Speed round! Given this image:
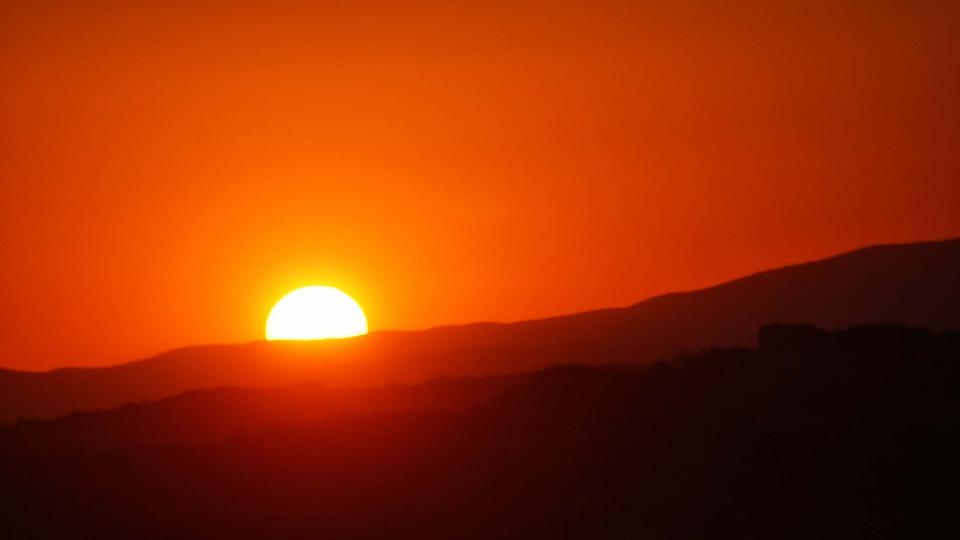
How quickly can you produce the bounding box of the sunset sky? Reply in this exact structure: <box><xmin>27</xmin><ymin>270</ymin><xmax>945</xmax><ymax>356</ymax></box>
<box><xmin>1</xmin><ymin>0</ymin><xmax>958</xmax><ymax>370</ymax></box>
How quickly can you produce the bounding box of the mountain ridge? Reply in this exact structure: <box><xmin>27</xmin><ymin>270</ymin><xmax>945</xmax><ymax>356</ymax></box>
<box><xmin>1</xmin><ymin>236</ymin><xmax>958</xmax><ymax>423</ymax></box>
<box><xmin>9</xmin><ymin>236</ymin><xmax>957</xmax><ymax>376</ymax></box>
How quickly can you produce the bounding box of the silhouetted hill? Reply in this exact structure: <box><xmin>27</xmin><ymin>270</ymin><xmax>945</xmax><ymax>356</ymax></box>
<box><xmin>2</xmin><ymin>236</ymin><xmax>959</xmax><ymax>423</ymax></box>
<box><xmin>1</xmin><ymin>323</ymin><xmax>957</xmax><ymax>539</ymax></box>
<box><xmin>0</xmin><ymin>375</ymin><xmax>518</xmax><ymax>454</ymax></box>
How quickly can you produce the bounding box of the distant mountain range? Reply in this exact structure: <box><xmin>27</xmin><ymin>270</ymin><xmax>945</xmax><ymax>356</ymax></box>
<box><xmin>1</xmin><ymin>236</ymin><xmax>958</xmax><ymax>423</ymax></box>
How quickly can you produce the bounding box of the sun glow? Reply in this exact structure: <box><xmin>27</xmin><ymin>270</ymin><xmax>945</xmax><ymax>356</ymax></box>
<box><xmin>265</xmin><ymin>286</ymin><xmax>368</xmax><ymax>341</ymax></box>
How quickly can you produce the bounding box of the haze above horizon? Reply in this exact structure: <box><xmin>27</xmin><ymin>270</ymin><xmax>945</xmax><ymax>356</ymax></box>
<box><xmin>2</xmin><ymin>0</ymin><xmax>959</xmax><ymax>370</ymax></box>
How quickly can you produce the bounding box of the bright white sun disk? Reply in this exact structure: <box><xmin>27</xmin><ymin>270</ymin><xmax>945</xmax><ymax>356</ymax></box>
<box><xmin>265</xmin><ymin>286</ymin><xmax>368</xmax><ymax>341</ymax></box>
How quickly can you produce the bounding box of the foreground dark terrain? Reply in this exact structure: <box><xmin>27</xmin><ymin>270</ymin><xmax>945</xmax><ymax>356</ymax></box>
<box><xmin>2</xmin><ymin>323</ymin><xmax>957</xmax><ymax>539</ymax></box>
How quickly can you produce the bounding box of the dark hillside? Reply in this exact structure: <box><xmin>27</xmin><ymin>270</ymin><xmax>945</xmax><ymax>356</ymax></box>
<box><xmin>1</xmin><ymin>323</ymin><xmax>957</xmax><ymax>539</ymax></box>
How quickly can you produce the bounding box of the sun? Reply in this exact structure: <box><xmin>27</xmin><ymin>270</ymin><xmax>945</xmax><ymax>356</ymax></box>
<box><xmin>265</xmin><ymin>286</ymin><xmax>368</xmax><ymax>341</ymax></box>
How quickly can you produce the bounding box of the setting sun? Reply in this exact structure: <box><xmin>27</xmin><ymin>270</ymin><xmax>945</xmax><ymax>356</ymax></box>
<box><xmin>265</xmin><ymin>286</ymin><xmax>368</xmax><ymax>341</ymax></box>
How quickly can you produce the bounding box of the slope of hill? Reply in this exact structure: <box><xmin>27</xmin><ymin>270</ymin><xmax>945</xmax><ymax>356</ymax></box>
<box><xmin>1</xmin><ymin>236</ymin><xmax>958</xmax><ymax>423</ymax></box>
<box><xmin>1</xmin><ymin>323</ymin><xmax>957</xmax><ymax>539</ymax></box>
<box><xmin>0</xmin><ymin>375</ymin><xmax>519</xmax><ymax>454</ymax></box>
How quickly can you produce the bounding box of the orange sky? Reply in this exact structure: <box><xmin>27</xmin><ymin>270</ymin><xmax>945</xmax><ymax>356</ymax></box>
<box><xmin>1</xmin><ymin>0</ymin><xmax>959</xmax><ymax>370</ymax></box>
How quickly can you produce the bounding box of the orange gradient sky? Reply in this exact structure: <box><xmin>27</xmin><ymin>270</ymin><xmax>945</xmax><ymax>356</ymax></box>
<box><xmin>1</xmin><ymin>0</ymin><xmax>959</xmax><ymax>370</ymax></box>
